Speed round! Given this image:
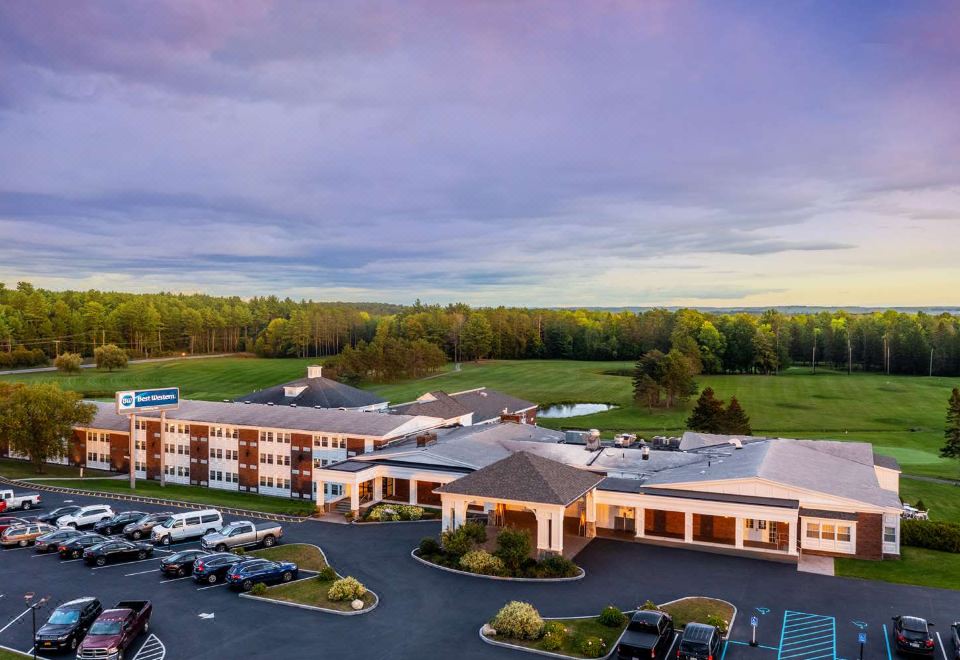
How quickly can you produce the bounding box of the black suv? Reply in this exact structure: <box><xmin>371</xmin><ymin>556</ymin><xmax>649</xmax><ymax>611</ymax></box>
<box><xmin>92</xmin><ymin>511</ymin><xmax>147</xmax><ymax>536</ymax></box>
<box><xmin>191</xmin><ymin>552</ymin><xmax>245</xmax><ymax>584</ymax></box>
<box><xmin>34</xmin><ymin>596</ymin><xmax>102</xmax><ymax>653</ymax></box>
<box><xmin>83</xmin><ymin>539</ymin><xmax>154</xmax><ymax>566</ymax></box>
<box><xmin>677</xmin><ymin>622</ymin><xmax>722</xmax><ymax>660</ymax></box>
<box><xmin>160</xmin><ymin>549</ymin><xmax>210</xmax><ymax>577</ymax></box>
<box><xmin>892</xmin><ymin>616</ymin><xmax>935</xmax><ymax>656</ymax></box>
<box><xmin>58</xmin><ymin>533</ymin><xmax>108</xmax><ymax>559</ymax></box>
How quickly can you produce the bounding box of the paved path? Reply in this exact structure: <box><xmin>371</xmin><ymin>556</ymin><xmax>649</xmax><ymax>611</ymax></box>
<box><xmin>902</xmin><ymin>473</ymin><xmax>960</xmax><ymax>486</ymax></box>
<box><xmin>0</xmin><ymin>353</ymin><xmax>240</xmax><ymax>376</ymax></box>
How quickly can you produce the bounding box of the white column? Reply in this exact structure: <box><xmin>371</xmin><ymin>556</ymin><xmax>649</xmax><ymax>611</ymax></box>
<box><xmin>373</xmin><ymin>477</ymin><xmax>383</xmax><ymax>503</ymax></box>
<box><xmin>788</xmin><ymin>519</ymin><xmax>798</xmax><ymax>555</ymax></box>
<box><xmin>409</xmin><ymin>479</ymin><xmax>418</xmax><ymax>505</ymax></box>
<box><xmin>635</xmin><ymin>507</ymin><xmax>644</xmax><ymax>538</ymax></box>
<box><xmin>315</xmin><ymin>479</ymin><xmax>326</xmax><ymax>512</ymax></box>
<box><xmin>735</xmin><ymin>517</ymin><xmax>744</xmax><ymax>548</ymax></box>
<box><xmin>350</xmin><ymin>483</ymin><xmax>360</xmax><ymax>514</ymax></box>
<box><xmin>551</xmin><ymin>509</ymin><xmax>564</xmax><ymax>553</ymax></box>
<box><xmin>684</xmin><ymin>512</ymin><xmax>693</xmax><ymax>543</ymax></box>
<box><xmin>584</xmin><ymin>490</ymin><xmax>597</xmax><ymax>538</ymax></box>
<box><xmin>453</xmin><ymin>500</ymin><xmax>468</xmax><ymax>530</ymax></box>
<box><xmin>534</xmin><ymin>509</ymin><xmax>551</xmax><ymax>552</ymax></box>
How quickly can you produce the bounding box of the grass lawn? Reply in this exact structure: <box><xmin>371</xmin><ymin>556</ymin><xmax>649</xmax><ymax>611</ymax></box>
<box><xmin>0</xmin><ymin>356</ymin><xmax>318</xmax><ymax>400</ymax></box>
<box><xmin>251</xmin><ymin>543</ymin><xmax>328</xmax><ymax>571</ymax></box>
<box><xmin>836</xmin><ymin>546</ymin><xmax>960</xmax><ymax>590</ymax></box>
<box><xmin>900</xmin><ymin>479</ymin><xmax>960</xmax><ymax>521</ymax></box>
<box><xmin>488</xmin><ymin>617</ymin><xmax>626</xmax><ymax>659</ymax></box>
<box><xmin>0</xmin><ymin>458</ymin><xmax>113</xmax><ymax>480</ymax></box>
<box><xmin>661</xmin><ymin>597</ymin><xmax>734</xmax><ymax>630</ymax></box>
<box><xmin>36</xmin><ymin>478</ymin><xmax>316</xmax><ymax>516</ymax></box>
<box><xmin>0</xmin><ymin>649</ymin><xmax>30</xmax><ymax>659</ymax></box>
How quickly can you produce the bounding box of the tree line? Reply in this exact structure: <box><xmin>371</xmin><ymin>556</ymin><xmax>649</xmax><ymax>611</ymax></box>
<box><xmin>4</xmin><ymin>281</ymin><xmax>960</xmax><ymax>376</ymax></box>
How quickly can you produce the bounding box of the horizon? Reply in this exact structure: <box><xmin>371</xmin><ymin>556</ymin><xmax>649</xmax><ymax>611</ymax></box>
<box><xmin>2</xmin><ymin>1</ymin><xmax>959</xmax><ymax>306</ymax></box>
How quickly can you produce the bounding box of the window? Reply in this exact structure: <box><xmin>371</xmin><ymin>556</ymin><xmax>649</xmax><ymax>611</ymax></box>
<box><xmin>745</xmin><ymin>519</ymin><xmax>754</xmax><ymax>529</ymax></box>
<box><xmin>821</xmin><ymin>524</ymin><xmax>836</xmax><ymax>541</ymax></box>
<box><xmin>135</xmin><ymin>419</ymin><xmax>148</xmax><ymax>430</ymax></box>
<box><xmin>757</xmin><ymin>520</ymin><xmax>767</xmax><ymax>530</ymax></box>
<box><xmin>229</xmin><ymin>449</ymin><xmax>239</xmax><ymax>461</ymax></box>
<box><xmin>87</xmin><ymin>451</ymin><xmax>96</xmax><ymax>462</ymax></box>
<box><xmin>313</xmin><ymin>458</ymin><xmax>323</xmax><ymax>469</ymax></box>
<box><xmin>230</xmin><ymin>472</ymin><xmax>239</xmax><ymax>483</ymax></box>
<box><xmin>884</xmin><ymin>526</ymin><xmax>897</xmax><ymax>544</ymax></box>
<box><xmin>201</xmin><ymin>513</ymin><xmax>220</xmax><ymax>524</ymax></box>
<box><xmin>805</xmin><ymin>522</ymin><xmax>819</xmax><ymax>539</ymax></box>
<box><xmin>135</xmin><ymin>439</ymin><xmax>146</xmax><ymax>450</ymax></box>
<box><xmin>837</xmin><ymin>526</ymin><xmax>851</xmax><ymax>543</ymax></box>
<box><xmin>185</xmin><ymin>516</ymin><xmax>201</xmax><ymax>526</ymax></box>
<box><xmin>280</xmin><ymin>455</ymin><xmax>290</xmax><ymax>466</ymax></box>
<box><xmin>279</xmin><ymin>432</ymin><xmax>291</xmax><ymax>444</ymax></box>
<box><xmin>281</xmin><ymin>478</ymin><xmax>291</xmax><ymax>489</ymax></box>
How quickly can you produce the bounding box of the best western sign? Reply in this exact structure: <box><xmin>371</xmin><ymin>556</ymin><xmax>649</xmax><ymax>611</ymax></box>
<box><xmin>115</xmin><ymin>388</ymin><xmax>180</xmax><ymax>414</ymax></box>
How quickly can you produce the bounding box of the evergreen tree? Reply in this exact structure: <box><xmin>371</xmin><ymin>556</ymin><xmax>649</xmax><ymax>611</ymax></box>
<box><xmin>686</xmin><ymin>387</ymin><xmax>726</xmax><ymax>433</ymax></box>
<box><xmin>723</xmin><ymin>396</ymin><xmax>752</xmax><ymax>435</ymax></box>
<box><xmin>941</xmin><ymin>388</ymin><xmax>960</xmax><ymax>471</ymax></box>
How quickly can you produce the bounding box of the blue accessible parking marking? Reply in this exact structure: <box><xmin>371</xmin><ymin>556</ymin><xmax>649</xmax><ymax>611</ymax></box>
<box><xmin>778</xmin><ymin>610</ymin><xmax>836</xmax><ymax>660</ymax></box>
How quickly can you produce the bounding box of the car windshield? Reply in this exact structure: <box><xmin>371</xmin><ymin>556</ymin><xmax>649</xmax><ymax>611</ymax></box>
<box><xmin>89</xmin><ymin>620</ymin><xmax>121</xmax><ymax>636</ymax></box>
<box><xmin>47</xmin><ymin>609</ymin><xmax>80</xmax><ymax>625</ymax></box>
<box><xmin>903</xmin><ymin>619</ymin><xmax>927</xmax><ymax>633</ymax></box>
<box><xmin>680</xmin><ymin>640</ymin><xmax>708</xmax><ymax>652</ymax></box>
<box><xmin>160</xmin><ymin>518</ymin><xmax>175</xmax><ymax>528</ymax></box>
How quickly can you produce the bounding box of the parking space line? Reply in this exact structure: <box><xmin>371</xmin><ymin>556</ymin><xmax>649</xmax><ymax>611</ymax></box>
<box><xmin>91</xmin><ymin>556</ymin><xmax>162</xmax><ymax>570</ymax></box>
<box><xmin>132</xmin><ymin>633</ymin><xmax>165</xmax><ymax>660</ymax></box>
<box><xmin>30</xmin><ymin>553</ymin><xmax>58</xmax><ymax>558</ymax></box>
<box><xmin>158</xmin><ymin>576</ymin><xmax>194</xmax><ymax>583</ymax></box>
<box><xmin>937</xmin><ymin>632</ymin><xmax>948</xmax><ymax>660</ymax></box>
<box><xmin>883</xmin><ymin>624</ymin><xmax>893</xmax><ymax>660</ymax></box>
<box><xmin>125</xmin><ymin>568</ymin><xmax>160</xmax><ymax>577</ymax></box>
<box><xmin>727</xmin><ymin>640</ymin><xmax>779</xmax><ymax>652</ymax></box>
<box><xmin>196</xmin><ymin>582</ymin><xmax>227</xmax><ymax>591</ymax></box>
<box><xmin>0</xmin><ymin>608</ymin><xmax>32</xmax><ymax>636</ymax></box>
<box><xmin>777</xmin><ymin>611</ymin><xmax>835</xmax><ymax>660</ymax></box>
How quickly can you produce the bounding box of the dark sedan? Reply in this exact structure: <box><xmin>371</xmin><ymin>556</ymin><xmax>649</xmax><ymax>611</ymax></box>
<box><xmin>58</xmin><ymin>533</ymin><xmax>108</xmax><ymax>559</ymax></box>
<box><xmin>34</xmin><ymin>527</ymin><xmax>84</xmax><ymax>553</ymax></box>
<box><xmin>160</xmin><ymin>549</ymin><xmax>210</xmax><ymax>577</ymax></box>
<box><xmin>950</xmin><ymin>622</ymin><xmax>959</xmax><ymax>660</ymax></box>
<box><xmin>226</xmin><ymin>558</ymin><xmax>298</xmax><ymax>591</ymax></box>
<box><xmin>83</xmin><ymin>539</ymin><xmax>154</xmax><ymax>566</ymax></box>
<box><xmin>892</xmin><ymin>616</ymin><xmax>936</xmax><ymax>656</ymax></box>
<box><xmin>191</xmin><ymin>552</ymin><xmax>245</xmax><ymax>585</ymax></box>
<box><xmin>34</xmin><ymin>597</ymin><xmax>102</xmax><ymax>653</ymax></box>
<box><xmin>36</xmin><ymin>505</ymin><xmax>81</xmax><ymax>525</ymax></box>
<box><xmin>92</xmin><ymin>510</ymin><xmax>148</xmax><ymax>536</ymax></box>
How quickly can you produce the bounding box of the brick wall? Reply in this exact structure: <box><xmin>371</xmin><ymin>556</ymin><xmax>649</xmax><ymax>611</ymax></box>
<box><xmin>855</xmin><ymin>512</ymin><xmax>883</xmax><ymax>560</ymax></box>
<box><xmin>346</xmin><ymin>437</ymin><xmax>365</xmax><ymax>455</ymax></box>
<box><xmin>290</xmin><ymin>433</ymin><xmax>313</xmax><ymax>498</ymax></box>
<box><xmin>70</xmin><ymin>429</ymin><xmax>86</xmax><ymax>466</ymax></box>
<box><xmin>190</xmin><ymin>425</ymin><xmax>209</xmax><ymax>486</ymax></box>
<box><xmin>145</xmin><ymin>420</ymin><xmax>162</xmax><ymax>480</ymax></box>
<box><xmin>238</xmin><ymin>428</ymin><xmax>259</xmax><ymax>492</ymax></box>
<box><xmin>109</xmin><ymin>432</ymin><xmax>130</xmax><ymax>472</ymax></box>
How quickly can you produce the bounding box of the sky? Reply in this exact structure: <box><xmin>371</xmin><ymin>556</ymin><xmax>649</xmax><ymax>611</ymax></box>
<box><xmin>1</xmin><ymin>1</ymin><xmax>958</xmax><ymax>307</ymax></box>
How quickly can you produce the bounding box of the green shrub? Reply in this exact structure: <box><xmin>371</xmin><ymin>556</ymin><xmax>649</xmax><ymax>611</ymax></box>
<box><xmin>598</xmin><ymin>605</ymin><xmax>626</xmax><ymax>627</ymax></box>
<box><xmin>441</xmin><ymin>522</ymin><xmax>487</xmax><ymax>557</ymax></box>
<box><xmin>541</xmin><ymin>621</ymin><xmax>567</xmax><ymax>650</ymax></box>
<box><xmin>706</xmin><ymin>614</ymin><xmax>729</xmax><ymax>636</ymax></box>
<box><xmin>576</xmin><ymin>634</ymin><xmax>606</xmax><ymax>658</ymax></box>
<box><xmin>641</xmin><ymin>599</ymin><xmax>659</xmax><ymax>610</ymax></box>
<box><xmin>537</xmin><ymin>555</ymin><xmax>579</xmax><ymax>578</ymax></box>
<box><xmin>459</xmin><ymin>550</ymin><xmax>506</xmax><ymax>576</ymax></box>
<box><xmin>233</xmin><ymin>547</ymin><xmax>245</xmax><ymax>556</ymax></box>
<box><xmin>365</xmin><ymin>505</ymin><xmax>399</xmax><ymax>522</ymax></box>
<box><xmin>249</xmin><ymin>583</ymin><xmax>267</xmax><ymax>596</ymax></box>
<box><xmin>901</xmin><ymin>519</ymin><xmax>960</xmax><ymax>553</ymax></box>
<box><xmin>418</xmin><ymin>537</ymin><xmax>441</xmax><ymax>556</ymax></box>
<box><xmin>915</xmin><ymin>499</ymin><xmax>927</xmax><ymax>511</ymax></box>
<box><xmin>461</xmin><ymin>521</ymin><xmax>488</xmax><ymax>544</ymax></box>
<box><xmin>317</xmin><ymin>566</ymin><xmax>337</xmax><ymax>581</ymax></box>
<box><xmin>491</xmin><ymin>601</ymin><xmax>544</xmax><ymax>640</ymax></box>
<box><xmin>327</xmin><ymin>576</ymin><xmax>367</xmax><ymax>601</ymax></box>
<box><xmin>494</xmin><ymin>527</ymin><xmax>532</xmax><ymax>570</ymax></box>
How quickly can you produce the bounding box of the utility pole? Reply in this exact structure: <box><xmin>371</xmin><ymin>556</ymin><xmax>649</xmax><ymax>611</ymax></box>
<box><xmin>54</xmin><ymin>339</ymin><xmax>60</xmax><ymax>358</ymax></box>
<box><xmin>930</xmin><ymin>348</ymin><xmax>934</xmax><ymax>377</ymax></box>
<box><xmin>129</xmin><ymin>413</ymin><xmax>137</xmax><ymax>490</ymax></box>
<box><xmin>847</xmin><ymin>337</ymin><xmax>852</xmax><ymax>375</ymax></box>
<box><xmin>159</xmin><ymin>410</ymin><xmax>166</xmax><ymax>488</ymax></box>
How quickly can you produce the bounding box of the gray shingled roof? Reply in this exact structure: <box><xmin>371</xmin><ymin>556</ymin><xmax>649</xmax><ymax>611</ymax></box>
<box><xmin>449</xmin><ymin>388</ymin><xmax>536</xmax><ymax>423</ymax></box>
<box><xmin>436</xmin><ymin>451</ymin><xmax>603</xmax><ymax>505</ymax></box>
<box><xmin>235</xmin><ymin>376</ymin><xmax>386</xmax><ymax>409</ymax></box>
<box><xmin>83</xmin><ymin>400</ymin><xmax>436</xmax><ymax>438</ymax></box>
<box><xmin>391</xmin><ymin>391</ymin><xmax>472</xmax><ymax>420</ymax></box>
<box><xmin>873</xmin><ymin>453</ymin><xmax>901</xmax><ymax>471</ymax></box>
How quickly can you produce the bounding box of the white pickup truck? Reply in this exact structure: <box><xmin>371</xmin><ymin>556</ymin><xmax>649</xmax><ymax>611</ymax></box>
<box><xmin>200</xmin><ymin>520</ymin><xmax>283</xmax><ymax>552</ymax></box>
<box><xmin>0</xmin><ymin>489</ymin><xmax>42</xmax><ymax>512</ymax></box>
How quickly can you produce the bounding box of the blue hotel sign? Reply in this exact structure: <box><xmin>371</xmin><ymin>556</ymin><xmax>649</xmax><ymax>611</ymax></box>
<box><xmin>115</xmin><ymin>387</ymin><xmax>180</xmax><ymax>414</ymax></box>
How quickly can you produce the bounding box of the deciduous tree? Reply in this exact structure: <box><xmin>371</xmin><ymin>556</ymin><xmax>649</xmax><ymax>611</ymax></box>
<box><xmin>94</xmin><ymin>344</ymin><xmax>128</xmax><ymax>371</ymax></box>
<box><xmin>54</xmin><ymin>352</ymin><xmax>82</xmax><ymax>374</ymax></box>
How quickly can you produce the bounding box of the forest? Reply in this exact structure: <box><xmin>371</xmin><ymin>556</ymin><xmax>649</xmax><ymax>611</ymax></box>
<box><xmin>2</xmin><ymin>281</ymin><xmax>960</xmax><ymax>377</ymax></box>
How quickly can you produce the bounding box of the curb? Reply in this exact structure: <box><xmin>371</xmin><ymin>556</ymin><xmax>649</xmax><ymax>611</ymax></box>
<box><xmin>0</xmin><ymin>476</ymin><xmax>309</xmax><ymax>523</ymax></box>
<box><xmin>659</xmin><ymin>596</ymin><xmax>738</xmax><ymax>638</ymax></box>
<box><xmin>411</xmin><ymin>549</ymin><xmax>585</xmax><ymax>583</ymax></box>
<box><xmin>240</xmin><ymin>543</ymin><xmax>379</xmax><ymax>616</ymax></box>
<box><xmin>352</xmin><ymin>518</ymin><xmax>441</xmax><ymax>526</ymax></box>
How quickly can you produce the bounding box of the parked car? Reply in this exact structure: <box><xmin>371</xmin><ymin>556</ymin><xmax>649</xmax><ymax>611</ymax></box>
<box><xmin>949</xmin><ymin>622</ymin><xmax>960</xmax><ymax>660</ymax></box>
<box><xmin>191</xmin><ymin>552</ymin><xmax>245</xmax><ymax>585</ymax></box>
<box><xmin>58</xmin><ymin>533</ymin><xmax>108</xmax><ymax>559</ymax></box>
<box><xmin>34</xmin><ymin>596</ymin><xmax>103</xmax><ymax>653</ymax></box>
<box><xmin>0</xmin><ymin>488</ymin><xmax>42</xmax><ymax>511</ymax></box>
<box><xmin>84</xmin><ymin>539</ymin><xmax>154</xmax><ymax>566</ymax></box>
<box><xmin>159</xmin><ymin>549</ymin><xmax>209</xmax><ymax>578</ymax></box>
<box><xmin>1</xmin><ymin>522</ymin><xmax>57</xmax><ymax>547</ymax></box>
<box><xmin>200</xmin><ymin>520</ymin><xmax>283</xmax><ymax>552</ymax></box>
<box><xmin>677</xmin><ymin>622</ymin><xmax>723</xmax><ymax>660</ymax></box>
<box><xmin>123</xmin><ymin>511</ymin><xmax>173</xmax><ymax>540</ymax></box>
<box><xmin>151</xmin><ymin>509</ymin><xmax>222</xmax><ymax>546</ymax></box>
<box><xmin>616</xmin><ymin>610</ymin><xmax>675</xmax><ymax>659</ymax></box>
<box><xmin>226</xmin><ymin>558</ymin><xmax>298</xmax><ymax>591</ymax></box>
<box><xmin>34</xmin><ymin>527</ymin><xmax>84</xmax><ymax>553</ymax></box>
<box><xmin>0</xmin><ymin>516</ymin><xmax>31</xmax><ymax>535</ymax></box>
<box><xmin>56</xmin><ymin>505</ymin><xmax>115</xmax><ymax>529</ymax></box>
<box><xmin>93</xmin><ymin>511</ymin><xmax>148</xmax><ymax>536</ymax></box>
<box><xmin>76</xmin><ymin>600</ymin><xmax>152</xmax><ymax>660</ymax></box>
<box><xmin>37</xmin><ymin>505</ymin><xmax>81</xmax><ymax>525</ymax></box>
<box><xmin>892</xmin><ymin>616</ymin><xmax>936</xmax><ymax>656</ymax></box>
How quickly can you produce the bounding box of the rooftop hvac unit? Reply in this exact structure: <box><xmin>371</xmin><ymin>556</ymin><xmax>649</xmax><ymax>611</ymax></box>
<box><xmin>267</xmin><ymin>402</ymin><xmax>274</xmax><ymax>406</ymax></box>
<box><xmin>585</xmin><ymin>431</ymin><xmax>602</xmax><ymax>452</ymax></box>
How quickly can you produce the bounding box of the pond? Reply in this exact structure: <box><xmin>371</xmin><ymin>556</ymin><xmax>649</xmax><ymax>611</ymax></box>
<box><xmin>538</xmin><ymin>403</ymin><xmax>618</xmax><ymax>418</ymax></box>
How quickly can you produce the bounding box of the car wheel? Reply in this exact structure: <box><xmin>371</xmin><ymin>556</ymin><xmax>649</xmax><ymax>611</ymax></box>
<box><xmin>137</xmin><ymin>550</ymin><xmax>147</xmax><ymax>560</ymax></box>
<box><xmin>68</xmin><ymin>523</ymin><xmax>77</xmax><ymax>529</ymax></box>
<box><xmin>215</xmin><ymin>544</ymin><xmax>226</xmax><ymax>553</ymax></box>
<box><xmin>105</xmin><ymin>527</ymin><xmax>113</xmax><ymax>535</ymax></box>
<box><xmin>263</xmin><ymin>536</ymin><xmax>275</xmax><ymax>548</ymax></box>
<box><xmin>18</xmin><ymin>539</ymin><xmax>28</xmax><ymax>548</ymax></box>
<box><xmin>72</xmin><ymin>550</ymin><xmax>80</xmax><ymax>559</ymax></box>
<box><xmin>132</xmin><ymin>530</ymin><xmax>142</xmax><ymax>540</ymax></box>
<box><xmin>242</xmin><ymin>579</ymin><xmax>253</xmax><ymax>592</ymax></box>
<box><xmin>161</xmin><ymin>536</ymin><xmax>171</xmax><ymax>546</ymax></box>
<box><xmin>144</xmin><ymin>620</ymin><xmax>149</xmax><ymax>634</ymax></box>
<box><xmin>177</xmin><ymin>566</ymin><xmax>186</xmax><ymax>577</ymax></box>
<box><xmin>22</xmin><ymin>501</ymin><xmax>32</xmax><ymax>510</ymax></box>
<box><xmin>282</xmin><ymin>571</ymin><xmax>292</xmax><ymax>582</ymax></box>
<box><xmin>95</xmin><ymin>556</ymin><xmax>106</xmax><ymax>566</ymax></box>
<box><xmin>207</xmin><ymin>573</ymin><xmax>218</xmax><ymax>584</ymax></box>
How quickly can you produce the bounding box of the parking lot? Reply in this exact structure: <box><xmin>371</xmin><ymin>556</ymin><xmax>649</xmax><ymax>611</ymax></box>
<box><xmin>2</xmin><ymin>490</ymin><xmax>960</xmax><ymax>659</ymax></box>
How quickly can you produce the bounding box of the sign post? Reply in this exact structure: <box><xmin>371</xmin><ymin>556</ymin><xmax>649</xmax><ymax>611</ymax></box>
<box><xmin>858</xmin><ymin>631</ymin><xmax>866</xmax><ymax>660</ymax></box>
<box><xmin>115</xmin><ymin>388</ymin><xmax>180</xmax><ymax>491</ymax></box>
<box><xmin>750</xmin><ymin>616</ymin><xmax>758</xmax><ymax>647</ymax></box>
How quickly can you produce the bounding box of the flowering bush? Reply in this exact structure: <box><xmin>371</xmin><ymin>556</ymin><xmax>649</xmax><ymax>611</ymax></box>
<box><xmin>576</xmin><ymin>635</ymin><xmax>606</xmax><ymax>658</ymax></box>
<box><xmin>249</xmin><ymin>583</ymin><xmax>268</xmax><ymax>596</ymax></box>
<box><xmin>365</xmin><ymin>504</ymin><xmax>426</xmax><ymax>522</ymax></box>
<box><xmin>540</xmin><ymin>621</ymin><xmax>567</xmax><ymax>651</ymax></box>
<box><xmin>491</xmin><ymin>601</ymin><xmax>544</xmax><ymax>640</ymax></box>
<box><xmin>316</xmin><ymin>566</ymin><xmax>337</xmax><ymax>581</ymax></box>
<box><xmin>706</xmin><ymin>614</ymin><xmax>729</xmax><ymax>636</ymax></box>
<box><xmin>459</xmin><ymin>550</ymin><xmax>506</xmax><ymax>576</ymax></box>
<box><xmin>327</xmin><ymin>576</ymin><xmax>367</xmax><ymax>601</ymax></box>
<box><xmin>598</xmin><ymin>605</ymin><xmax>626</xmax><ymax>627</ymax></box>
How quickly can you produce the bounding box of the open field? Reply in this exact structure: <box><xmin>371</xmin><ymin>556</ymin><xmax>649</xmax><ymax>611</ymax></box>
<box><xmin>0</xmin><ymin>457</ymin><xmax>113</xmax><ymax>480</ymax></box>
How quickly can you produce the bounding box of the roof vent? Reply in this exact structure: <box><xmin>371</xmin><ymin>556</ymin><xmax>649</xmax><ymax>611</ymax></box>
<box><xmin>307</xmin><ymin>365</ymin><xmax>323</xmax><ymax>379</ymax></box>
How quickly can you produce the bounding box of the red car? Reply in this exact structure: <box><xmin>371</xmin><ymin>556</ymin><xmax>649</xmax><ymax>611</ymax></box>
<box><xmin>0</xmin><ymin>517</ymin><xmax>30</xmax><ymax>535</ymax></box>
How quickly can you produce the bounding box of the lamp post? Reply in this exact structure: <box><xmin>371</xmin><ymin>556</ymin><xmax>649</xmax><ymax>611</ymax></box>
<box><xmin>24</xmin><ymin>592</ymin><xmax>50</xmax><ymax>660</ymax></box>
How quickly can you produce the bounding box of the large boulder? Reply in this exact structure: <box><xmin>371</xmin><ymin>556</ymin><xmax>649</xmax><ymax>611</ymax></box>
<box><xmin>351</xmin><ymin>599</ymin><xmax>365</xmax><ymax>611</ymax></box>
